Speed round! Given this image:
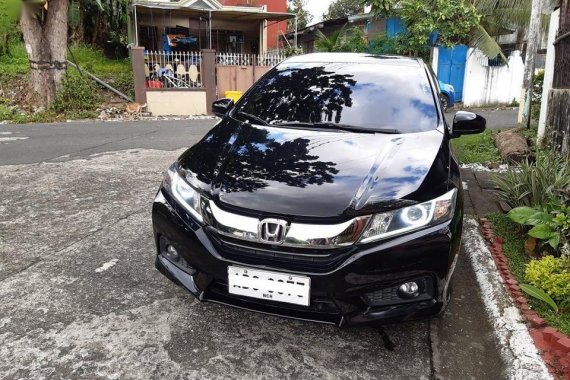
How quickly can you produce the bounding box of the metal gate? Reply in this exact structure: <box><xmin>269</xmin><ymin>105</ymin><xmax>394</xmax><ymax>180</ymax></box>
<box><xmin>437</xmin><ymin>45</ymin><xmax>468</xmax><ymax>102</ymax></box>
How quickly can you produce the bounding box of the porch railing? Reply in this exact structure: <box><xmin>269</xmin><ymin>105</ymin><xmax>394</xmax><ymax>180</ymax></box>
<box><xmin>216</xmin><ymin>52</ymin><xmax>286</xmax><ymax>67</ymax></box>
<box><xmin>144</xmin><ymin>50</ymin><xmax>203</xmax><ymax>89</ymax></box>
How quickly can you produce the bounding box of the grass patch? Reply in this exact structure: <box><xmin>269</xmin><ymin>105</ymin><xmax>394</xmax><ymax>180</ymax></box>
<box><xmin>0</xmin><ymin>42</ymin><xmax>131</xmax><ymax>78</ymax></box>
<box><xmin>451</xmin><ymin>129</ymin><xmax>501</xmax><ymax>164</ymax></box>
<box><xmin>487</xmin><ymin>213</ymin><xmax>570</xmax><ymax>336</ymax></box>
<box><xmin>0</xmin><ymin>43</ymin><xmax>133</xmax><ymax>123</ymax></box>
<box><xmin>68</xmin><ymin>44</ymin><xmax>131</xmax><ymax>78</ymax></box>
<box><xmin>0</xmin><ymin>43</ymin><xmax>30</xmax><ymax>76</ymax></box>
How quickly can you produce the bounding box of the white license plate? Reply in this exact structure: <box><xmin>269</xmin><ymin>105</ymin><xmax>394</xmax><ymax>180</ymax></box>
<box><xmin>228</xmin><ymin>266</ymin><xmax>311</xmax><ymax>306</ymax></box>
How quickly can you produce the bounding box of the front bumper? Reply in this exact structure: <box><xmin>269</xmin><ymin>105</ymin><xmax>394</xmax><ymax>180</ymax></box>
<box><xmin>152</xmin><ymin>189</ymin><xmax>463</xmax><ymax>327</ymax></box>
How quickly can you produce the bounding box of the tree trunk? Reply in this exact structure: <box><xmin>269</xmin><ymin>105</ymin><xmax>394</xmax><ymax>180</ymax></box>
<box><xmin>545</xmin><ymin>89</ymin><xmax>570</xmax><ymax>157</ymax></box>
<box><xmin>494</xmin><ymin>128</ymin><xmax>533</xmax><ymax>163</ymax></box>
<box><xmin>20</xmin><ymin>0</ymin><xmax>69</xmax><ymax>108</ymax></box>
<box><xmin>518</xmin><ymin>0</ymin><xmax>543</xmax><ymax>127</ymax></box>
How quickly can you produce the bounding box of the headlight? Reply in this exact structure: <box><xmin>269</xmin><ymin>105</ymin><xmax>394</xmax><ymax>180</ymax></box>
<box><xmin>163</xmin><ymin>163</ymin><xmax>203</xmax><ymax>223</ymax></box>
<box><xmin>359</xmin><ymin>189</ymin><xmax>457</xmax><ymax>243</ymax></box>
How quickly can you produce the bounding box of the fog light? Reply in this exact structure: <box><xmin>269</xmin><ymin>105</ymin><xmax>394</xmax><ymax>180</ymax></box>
<box><xmin>165</xmin><ymin>245</ymin><xmax>180</xmax><ymax>262</ymax></box>
<box><xmin>398</xmin><ymin>281</ymin><xmax>420</xmax><ymax>298</ymax></box>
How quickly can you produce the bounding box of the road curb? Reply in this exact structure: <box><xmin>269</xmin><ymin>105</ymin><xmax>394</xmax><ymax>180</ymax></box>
<box><xmin>463</xmin><ymin>218</ymin><xmax>552</xmax><ymax>379</ymax></box>
<box><xmin>480</xmin><ymin>217</ymin><xmax>570</xmax><ymax>379</ymax></box>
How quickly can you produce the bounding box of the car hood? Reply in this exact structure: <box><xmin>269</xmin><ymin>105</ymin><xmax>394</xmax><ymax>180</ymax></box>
<box><xmin>178</xmin><ymin>121</ymin><xmax>447</xmax><ymax>219</ymax></box>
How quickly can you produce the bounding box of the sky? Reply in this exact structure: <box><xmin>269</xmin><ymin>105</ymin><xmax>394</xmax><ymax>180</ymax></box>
<box><xmin>305</xmin><ymin>0</ymin><xmax>334</xmax><ymax>25</ymax></box>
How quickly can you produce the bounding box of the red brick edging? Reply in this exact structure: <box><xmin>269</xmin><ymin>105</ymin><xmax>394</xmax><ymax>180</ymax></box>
<box><xmin>479</xmin><ymin>217</ymin><xmax>570</xmax><ymax>378</ymax></box>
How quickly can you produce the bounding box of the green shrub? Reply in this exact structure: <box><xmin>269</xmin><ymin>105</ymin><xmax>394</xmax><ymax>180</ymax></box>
<box><xmin>508</xmin><ymin>204</ymin><xmax>570</xmax><ymax>250</ymax></box>
<box><xmin>52</xmin><ymin>71</ymin><xmax>101</xmax><ymax>113</ymax></box>
<box><xmin>494</xmin><ymin>152</ymin><xmax>570</xmax><ymax>208</ymax></box>
<box><xmin>0</xmin><ymin>104</ymin><xmax>15</xmax><ymax>120</ymax></box>
<box><xmin>525</xmin><ymin>255</ymin><xmax>570</xmax><ymax>307</ymax></box>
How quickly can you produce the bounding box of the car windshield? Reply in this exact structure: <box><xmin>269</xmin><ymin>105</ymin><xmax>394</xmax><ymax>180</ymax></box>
<box><xmin>233</xmin><ymin>61</ymin><xmax>439</xmax><ymax>133</ymax></box>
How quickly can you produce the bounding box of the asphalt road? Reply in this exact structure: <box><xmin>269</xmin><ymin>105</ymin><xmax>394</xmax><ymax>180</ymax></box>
<box><xmin>0</xmin><ymin>116</ymin><xmax>520</xmax><ymax>379</ymax></box>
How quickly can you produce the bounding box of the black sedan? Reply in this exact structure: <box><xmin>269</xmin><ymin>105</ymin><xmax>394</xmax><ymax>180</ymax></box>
<box><xmin>152</xmin><ymin>53</ymin><xmax>486</xmax><ymax>327</ymax></box>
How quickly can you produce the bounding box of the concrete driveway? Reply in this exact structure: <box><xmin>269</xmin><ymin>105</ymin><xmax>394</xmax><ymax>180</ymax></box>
<box><xmin>0</xmin><ymin>116</ymin><xmax>536</xmax><ymax>379</ymax></box>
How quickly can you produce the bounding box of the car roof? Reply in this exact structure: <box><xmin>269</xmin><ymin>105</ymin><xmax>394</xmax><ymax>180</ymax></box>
<box><xmin>282</xmin><ymin>53</ymin><xmax>423</xmax><ymax>67</ymax></box>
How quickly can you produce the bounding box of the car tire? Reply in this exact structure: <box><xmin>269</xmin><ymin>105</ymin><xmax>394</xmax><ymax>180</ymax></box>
<box><xmin>439</xmin><ymin>94</ymin><xmax>450</xmax><ymax>112</ymax></box>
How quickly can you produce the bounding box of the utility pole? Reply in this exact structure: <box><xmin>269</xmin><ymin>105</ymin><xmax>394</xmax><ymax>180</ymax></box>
<box><xmin>518</xmin><ymin>0</ymin><xmax>543</xmax><ymax>128</ymax></box>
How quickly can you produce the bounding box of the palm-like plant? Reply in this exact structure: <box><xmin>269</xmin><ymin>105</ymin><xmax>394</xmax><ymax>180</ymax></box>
<box><xmin>472</xmin><ymin>0</ymin><xmax>556</xmax><ymax>59</ymax></box>
<box><xmin>315</xmin><ymin>25</ymin><xmax>369</xmax><ymax>52</ymax></box>
<box><xmin>315</xmin><ymin>25</ymin><xmax>348</xmax><ymax>52</ymax></box>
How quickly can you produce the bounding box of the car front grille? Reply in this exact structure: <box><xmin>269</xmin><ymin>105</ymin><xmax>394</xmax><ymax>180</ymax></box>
<box><xmin>207</xmin><ymin>229</ymin><xmax>355</xmax><ymax>272</ymax></box>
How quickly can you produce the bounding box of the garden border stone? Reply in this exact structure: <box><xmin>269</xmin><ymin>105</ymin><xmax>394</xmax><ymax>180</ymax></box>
<box><xmin>481</xmin><ymin>217</ymin><xmax>570</xmax><ymax>379</ymax></box>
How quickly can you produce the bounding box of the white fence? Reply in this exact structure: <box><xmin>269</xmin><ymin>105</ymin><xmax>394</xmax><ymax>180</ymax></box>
<box><xmin>462</xmin><ymin>48</ymin><xmax>524</xmax><ymax>107</ymax></box>
<box><xmin>144</xmin><ymin>51</ymin><xmax>202</xmax><ymax>89</ymax></box>
<box><xmin>216</xmin><ymin>52</ymin><xmax>286</xmax><ymax>67</ymax></box>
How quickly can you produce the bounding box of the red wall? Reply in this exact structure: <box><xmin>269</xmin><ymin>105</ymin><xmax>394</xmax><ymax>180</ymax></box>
<box><xmin>218</xmin><ymin>0</ymin><xmax>288</xmax><ymax>50</ymax></box>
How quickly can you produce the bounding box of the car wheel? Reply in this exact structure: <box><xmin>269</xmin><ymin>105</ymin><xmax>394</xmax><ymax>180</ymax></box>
<box><xmin>440</xmin><ymin>94</ymin><xmax>450</xmax><ymax>112</ymax></box>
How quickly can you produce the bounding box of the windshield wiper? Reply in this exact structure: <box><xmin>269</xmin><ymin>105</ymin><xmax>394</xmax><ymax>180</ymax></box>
<box><xmin>272</xmin><ymin>121</ymin><xmax>401</xmax><ymax>134</ymax></box>
<box><xmin>233</xmin><ymin>111</ymin><xmax>269</xmax><ymax>126</ymax></box>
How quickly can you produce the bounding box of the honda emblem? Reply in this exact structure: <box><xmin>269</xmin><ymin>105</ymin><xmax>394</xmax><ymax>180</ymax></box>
<box><xmin>258</xmin><ymin>218</ymin><xmax>288</xmax><ymax>244</ymax></box>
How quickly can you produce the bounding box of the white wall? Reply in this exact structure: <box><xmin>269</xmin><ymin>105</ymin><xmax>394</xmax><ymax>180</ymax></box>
<box><xmin>538</xmin><ymin>9</ymin><xmax>560</xmax><ymax>142</ymax></box>
<box><xmin>147</xmin><ymin>90</ymin><xmax>207</xmax><ymax>116</ymax></box>
<box><xmin>462</xmin><ymin>48</ymin><xmax>525</xmax><ymax>107</ymax></box>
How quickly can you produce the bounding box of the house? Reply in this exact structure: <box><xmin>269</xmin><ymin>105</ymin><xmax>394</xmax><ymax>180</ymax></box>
<box><xmin>132</xmin><ymin>0</ymin><xmax>291</xmax><ymax>55</ymax></box>
<box><xmin>285</xmin><ymin>14</ymin><xmax>395</xmax><ymax>53</ymax></box>
<box><xmin>130</xmin><ymin>0</ymin><xmax>294</xmax><ymax>116</ymax></box>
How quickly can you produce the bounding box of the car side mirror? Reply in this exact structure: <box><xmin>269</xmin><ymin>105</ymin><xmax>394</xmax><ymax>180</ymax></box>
<box><xmin>212</xmin><ymin>98</ymin><xmax>234</xmax><ymax>118</ymax></box>
<box><xmin>451</xmin><ymin>111</ymin><xmax>486</xmax><ymax>138</ymax></box>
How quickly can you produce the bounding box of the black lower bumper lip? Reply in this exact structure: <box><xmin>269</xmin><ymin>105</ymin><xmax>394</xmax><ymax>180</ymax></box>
<box><xmin>156</xmin><ymin>255</ymin><xmax>202</xmax><ymax>299</ymax></box>
<box><xmin>152</xmin><ymin>191</ymin><xmax>462</xmax><ymax>327</ymax></box>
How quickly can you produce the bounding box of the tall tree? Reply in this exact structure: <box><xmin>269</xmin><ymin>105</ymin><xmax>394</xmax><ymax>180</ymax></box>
<box><xmin>20</xmin><ymin>0</ymin><xmax>70</xmax><ymax>107</ymax></box>
<box><xmin>323</xmin><ymin>0</ymin><xmax>364</xmax><ymax>20</ymax></box>
<box><xmin>368</xmin><ymin>0</ymin><xmax>554</xmax><ymax>59</ymax></box>
<box><xmin>368</xmin><ymin>0</ymin><xmax>479</xmax><ymax>55</ymax></box>
<box><xmin>287</xmin><ymin>0</ymin><xmax>313</xmax><ymax>31</ymax></box>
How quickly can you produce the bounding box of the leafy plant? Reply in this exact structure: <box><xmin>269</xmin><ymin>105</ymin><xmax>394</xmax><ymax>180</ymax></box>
<box><xmin>282</xmin><ymin>46</ymin><xmax>303</xmax><ymax>57</ymax></box>
<box><xmin>525</xmin><ymin>255</ymin><xmax>570</xmax><ymax>309</ymax></box>
<box><xmin>520</xmin><ymin>283</ymin><xmax>559</xmax><ymax>313</ymax></box>
<box><xmin>508</xmin><ymin>205</ymin><xmax>570</xmax><ymax>249</ymax></box>
<box><xmin>0</xmin><ymin>104</ymin><xmax>15</xmax><ymax>121</ymax></box>
<box><xmin>315</xmin><ymin>26</ymin><xmax>368</xmax><ymax>53</ymax></box>
<box><xmin>368</xmin><ymin>0</ymin><xmax>479</xmax><ymax>55</ymax></box>
<box><xmin>494</xmin><ymin>152</ymin><xmax>570</xmax><ymax>209</ymax></box>
<box><xmin>368</xmin><ymin>0</ymin><xmax>556</xmax><ymax>60</ymax></box>
<box><xmin>52</xmin><ymin>71</ymin><xmax>101</xmax><ymax>113</ymax></box>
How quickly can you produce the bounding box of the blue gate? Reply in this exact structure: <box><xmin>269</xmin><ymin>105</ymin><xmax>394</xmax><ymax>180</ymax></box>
<box><xmin>386</xmin><ymin>18</ymin><xmax>406</xmax><ymax>38</ymax></box>
<box><xmin>436</xmin><ymin>45</ymin><xmax>468</xmax><ymax>102</ymax></box>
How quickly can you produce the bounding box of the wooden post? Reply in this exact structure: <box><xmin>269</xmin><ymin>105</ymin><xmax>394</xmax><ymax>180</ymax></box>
<box><xmin>131</xmin><ymin>46</ymin><xmax>147</xmax><ymax>104</ymax></box>
<box><xmin>201</xmin><ymin>49</ymin><xmax>216</xmax><ymax>115</ymax></box>
<box><xmin>544</xmin><ymin>0</ymin><xmax>570</xmax><ymax>156</ymax></box>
